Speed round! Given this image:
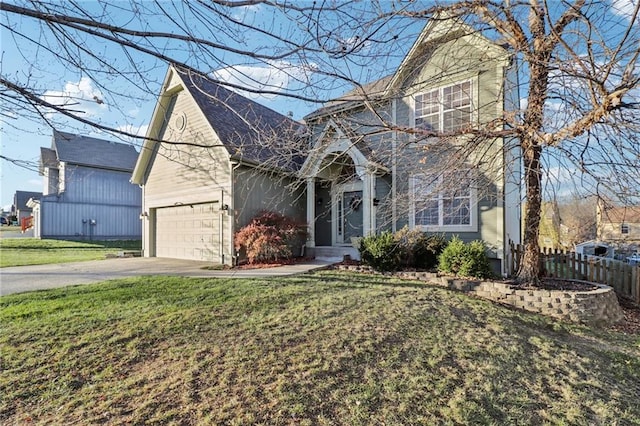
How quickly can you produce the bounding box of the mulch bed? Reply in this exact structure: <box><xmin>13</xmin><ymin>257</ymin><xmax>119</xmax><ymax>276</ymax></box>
<box><xmin>510</xmin><ymin>278</ymin><xmax>598</xmax><ymax>292</ymax></box>
<box><xmin>612</xmin><ymin>297</ymin><xmax>640</xmax><ymax>335</ymax></box>
<box><xmin>233</xmin><ymin>256</ymin><xmax>315</xmax><ymax>270</ymax></box>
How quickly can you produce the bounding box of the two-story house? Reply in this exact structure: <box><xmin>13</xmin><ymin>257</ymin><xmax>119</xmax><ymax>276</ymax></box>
<box><xmin>597</xmin><ymin>199</ymin><xmax>640</xmax><ymax>246</ymax></box>
<box><xmin>132</xmin><ymin>15</ymin><xmax>521</xmax><ymax>274</ymax></box>
<box><xmin>30</xmin><ymin>131</ymin><xmax>142</xmax><ymax>240</ymax></box>
<box><xmin>12</xmin><ymin>190</ymin><xmax>42</xmax><ymax>224</ymax></box>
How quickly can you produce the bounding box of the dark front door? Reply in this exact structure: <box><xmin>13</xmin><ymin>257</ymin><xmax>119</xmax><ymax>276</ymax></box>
<box><xmin>342</xmin><ymin>190</ymin><xmax>363</xmax><ymax>243</ymax></box>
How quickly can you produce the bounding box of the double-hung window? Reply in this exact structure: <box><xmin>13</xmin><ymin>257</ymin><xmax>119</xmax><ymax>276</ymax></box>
<box><xmin>414</xmin><ymin>81</ymin><xmax>472</xmax><ymax>133</ymax></box>
<box><xmin>411</xmin><ymin>170</ymin><xmax>477</xmax><ymax>232</ymax></box>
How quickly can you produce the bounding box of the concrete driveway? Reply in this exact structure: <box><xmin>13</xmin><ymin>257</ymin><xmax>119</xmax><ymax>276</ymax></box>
<box><xmin>0</xmin><ymin>257</ymin><xmax>332</xmax><ymax>296</ymax></box>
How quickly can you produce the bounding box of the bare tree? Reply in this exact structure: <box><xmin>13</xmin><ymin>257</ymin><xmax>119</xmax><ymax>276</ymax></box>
<box><xmin>2</xmin><ymin>1</ymin><xmax>639</xmax><ymax>282</ymax></box>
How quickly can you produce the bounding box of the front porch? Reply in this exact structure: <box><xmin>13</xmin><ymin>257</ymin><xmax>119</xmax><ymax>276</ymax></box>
<box><xmin>311</xmin><ymin>245</ymin><xmax>361</xmax><ymax>262</ymax></box>
<box><xmin>299</xmin><ymin>121</ymin><xmax>389</xmax><ymax>262</ymax></box>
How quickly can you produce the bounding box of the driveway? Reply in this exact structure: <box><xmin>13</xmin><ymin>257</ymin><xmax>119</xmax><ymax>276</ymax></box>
<box><xmin>0</xmin><ymin>228</ymin><xmax>33</xmax><ymax>239</ymax></box>
<box><xmin>0</xmin><ymin>257</ymin><xmax>332</xmax><ymax>296</ymax></box>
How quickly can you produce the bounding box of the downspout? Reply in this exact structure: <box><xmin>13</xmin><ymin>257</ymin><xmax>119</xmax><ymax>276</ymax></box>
<box><xmin>220</xmin><ymin>189</ymin><xmax>224</xmax><ymax>266</ymax></box>
<box><xmin>391</xmin><ymin>97</ymin><xmax>398</xmax><ymax>232</ymax></box>
<box><xmin>230</xmin><ymin>160</ymin><xmax>242</xmax><ymax>266</ymax></box>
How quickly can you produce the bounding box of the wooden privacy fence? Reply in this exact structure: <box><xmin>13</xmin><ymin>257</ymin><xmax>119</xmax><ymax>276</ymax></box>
<box><xmin>509</xmin><ymin>242</ymin><xmax>640</xmax><ymax>304</ymax></box>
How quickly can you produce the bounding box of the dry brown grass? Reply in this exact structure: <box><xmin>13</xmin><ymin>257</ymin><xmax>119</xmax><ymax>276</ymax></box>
<box><xmin>2</xmin><ymin>271</ymin><xmax>639</xmax><ymax>425</ymax></box>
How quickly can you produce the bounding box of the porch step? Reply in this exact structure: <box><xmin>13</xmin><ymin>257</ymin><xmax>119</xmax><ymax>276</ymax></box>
<box><xmin>312</xmin><ymin>246</ymin><xmax>360</xmax><ymax>262</ymax></box>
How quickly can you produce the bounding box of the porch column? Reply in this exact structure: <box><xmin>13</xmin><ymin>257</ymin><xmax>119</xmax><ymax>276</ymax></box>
<box><xmin>362</xmin><ymin>171</ymin><xmax>373</xmax><ymax>236</ymax></box>
<box><xmin>306</xmin><ymin>177</ymin><xmax>315</xmax><ymax>248</ymax></box>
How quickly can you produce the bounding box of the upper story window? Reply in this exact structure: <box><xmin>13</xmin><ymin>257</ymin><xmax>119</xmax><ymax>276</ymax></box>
<box><xmin>410</xmin><ymin>169</ymin><xmax>477</xmax><ymax>232</ymax></box>
<box><xmin>414</xmin><ymin>81</ymin><xmax>472</xmax><ymax>133</ymax></box>
<box><xmin>621</xmin><ymin>223</ymin><xmax>630</xmax><ymax>234</ymax></box>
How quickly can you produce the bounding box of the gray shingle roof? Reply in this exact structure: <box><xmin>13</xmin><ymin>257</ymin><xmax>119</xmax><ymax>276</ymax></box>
<box><xmin>176</xmin><ymin>67</ymin><xmax>307</xmax><ymax>172</ymax></box>
<box><xmin>304</xmin><ymin>75</ymin><xmax>393</xmax><ymax>121</ymax></box>
<box><xmin>39</xmin><ymin>147</ymin><xmax>57</xmax><ymax>174</ymax></box>
<box><xmin>14</xmin><ymin>191</ymin><xmax>42</xmax><ymax>210</ymax></box>
<box><xmin>52</xmin><ymin>130</ymin><xmax>139</xmax><ymax>172</ymax></box>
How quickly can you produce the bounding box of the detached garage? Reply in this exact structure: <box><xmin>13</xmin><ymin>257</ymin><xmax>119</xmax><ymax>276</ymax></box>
<box><xmin>154</xmin><ymin>202</ymin><xmax>220</xmax><ymax>261</ymax></box>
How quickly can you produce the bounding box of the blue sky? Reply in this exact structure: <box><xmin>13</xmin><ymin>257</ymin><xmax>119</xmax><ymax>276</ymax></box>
<box><xmin>0</xmin><ymin>1</ymin><xmax>417</xmax><ymax>210</ymax></box>
<box><xmin>1</xmin><ymin>1</ymin><xmax>638</xmax><ymax>211</ymax></box>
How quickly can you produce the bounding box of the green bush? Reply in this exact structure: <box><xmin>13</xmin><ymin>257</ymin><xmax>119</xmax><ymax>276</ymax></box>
<box><xmin>359</xmin><ymin>227</ymin><xmax>447</xmax><ymax>272</ymax></box>
<box><xmin>412</xmin><ymin>233</ymin><xmax>447</xmax><ymax>270</ymax></box>
<box><xmin>359</xmin><ymin>231</ymin><xmax>402</xmax><ymax>272</ymax></box>
<box><xmin>438</xmin><ymin>236</ymin><xmax>493</xmax><ymax>279</ymax></box>
<box><xmin>394</xmin><ymin>226</ymin><xmax>446</xmax><ymax>270</ymax></box>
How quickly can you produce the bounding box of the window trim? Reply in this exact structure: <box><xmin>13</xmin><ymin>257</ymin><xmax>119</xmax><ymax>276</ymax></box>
<box><xmin>412</xmin><ymin>79</ymin><xmax>475</xmax><ymax>137</ymax></box>
<box><xmin>409</xmin><ymin>171</ymin><xmax>478</xmax><ymax>233</ymax></box>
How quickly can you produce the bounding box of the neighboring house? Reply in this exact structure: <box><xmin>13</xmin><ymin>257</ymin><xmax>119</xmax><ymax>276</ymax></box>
<box><xmin>12</xmin><ymin>190</ymin><xmax>42</xmax><ymax>222</ymax></box>
<box><xmin>30</xmin><ymin>131</ymin><xmax>142</xmax><ymax>240</ymax></box>
<box><xmin>596</xmin><ymin>199</ymin><xmax>640</xmax><ymax>246</ymax></box>
<box><xmin>538</xmin><ymin>201</ymin><xmax>562</xmax><ymax>249</ymax></box>
<box><xmin>132</xmin><ymin>16</ymin><xmax>521</xmax><ymax>274</ymax></box>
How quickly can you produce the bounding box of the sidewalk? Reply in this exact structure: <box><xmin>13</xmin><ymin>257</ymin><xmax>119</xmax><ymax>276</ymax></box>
<box><xmin>0</xmin><ymin>257</ymin><xmax>333</xmax><ymax>296</ymax></box>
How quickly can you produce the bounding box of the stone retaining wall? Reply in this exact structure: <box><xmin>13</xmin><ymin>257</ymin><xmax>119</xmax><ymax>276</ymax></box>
<box><xmin>336</xmin><ymin>265</ymin><xmax>623</xmax><ymax>326</ymax></box>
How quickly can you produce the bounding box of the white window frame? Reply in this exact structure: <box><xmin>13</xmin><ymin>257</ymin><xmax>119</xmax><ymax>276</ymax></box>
<box><xmin>621</xmin><ymin>223</ymin><xmax>630</xmax><ymax>234</ymax></box>
<box><xmin>409</xmin><ymin>170</ymin><xmax>478</xmax><ymax>232</ymax></box>
<box><xmin>413</xmin><ymin>80</ymin><xmax>474</xmax><ymax>135</ymax></box>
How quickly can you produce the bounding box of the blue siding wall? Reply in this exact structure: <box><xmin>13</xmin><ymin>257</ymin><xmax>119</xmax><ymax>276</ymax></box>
<box><xmin>61</xmin><ymin>165</ymin><xmax>141</xmax><ymax>206</ymax></box>
<box><xmin>40</xmin><ymin>165</ymin><xmax>142</xmax><ymax>239</ymax></box>
<box><xmin>40</xmin><ymin>200</ymin><xmax>141</xmax><ymax>240</ymax></box>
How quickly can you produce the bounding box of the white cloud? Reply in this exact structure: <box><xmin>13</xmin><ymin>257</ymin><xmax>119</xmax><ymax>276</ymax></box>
<box><xmin>42</xmin><ymin>77</ymin><xmax>107</xmax><ymax>117</ymax></box>
<box><xmin>212</xmin><ymin>60</ymin><xmax>311</xmax><ymax>100</ymax></box>
<box><xmin>611</xmin><ymin>0</ymin><xmax>637</xmax><ymax>18</ymax></box>
<box><xmin>231</xmin><ymin>4</ymin><xmax>261</xmax><ymax>21</ymax></box>
<box><xmin>114</xmin><ymin>123</ymin><xmax>149</xmax><ymax>144</ymax></box>
<box><xmin>117</xmin><ymin>123</ymin><xmax>149</xmax><ymax>137</ymax></box>
<box><xmin>520</xmin><ymin>98</ymin><xmax>528</xmax><ymax>110</ymax></box>
<box><xmin>27</xmin><ymin>178</ymin><xmax>42</xmax><ymax>187</ymax></box>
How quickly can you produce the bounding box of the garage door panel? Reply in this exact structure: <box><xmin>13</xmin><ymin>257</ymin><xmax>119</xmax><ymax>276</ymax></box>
<box><xmin>155</xmin><ymin>202</ymin><xmax>220</xmax><ymax>261</ymax></box>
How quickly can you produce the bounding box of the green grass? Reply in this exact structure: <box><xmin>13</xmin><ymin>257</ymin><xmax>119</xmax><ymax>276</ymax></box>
<box><xmin>0</xmin><ymin>239</ymin><xmax>141</xmax><ymax>267</ymax></box>
<box><xmin>1</xmin><ymin>271</ymin><xmax>639</xmax><ymax>425</ymax></box>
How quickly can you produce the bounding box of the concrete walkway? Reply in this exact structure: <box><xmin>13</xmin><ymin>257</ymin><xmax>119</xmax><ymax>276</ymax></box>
<box><xmin>0</xmin><ymin>257</ymin><xmax>332</xmax><ymax>296</ymax></box>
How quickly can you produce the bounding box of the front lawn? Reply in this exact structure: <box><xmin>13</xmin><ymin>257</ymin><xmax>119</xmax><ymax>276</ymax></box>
<box><xmin>1</xmin><ymin>272</ymin><xmax>639</xmax><ymax>424</ymax></box>
<box><xmin>0</xmin><ymin>239</ymin><xmax>141</xmax><ymax>267</ymax></box>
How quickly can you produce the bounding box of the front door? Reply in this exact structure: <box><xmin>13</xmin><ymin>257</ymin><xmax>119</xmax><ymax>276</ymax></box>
<box><xmin>334</xmin><ymin>183</ymin><xmax>363</xmax><ymax>244</ymax></box>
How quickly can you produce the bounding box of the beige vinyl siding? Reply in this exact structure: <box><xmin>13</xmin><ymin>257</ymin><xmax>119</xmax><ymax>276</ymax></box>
<box><xmin>142</xmin><ymin>71</ymin><xmax>233</xmax><ymax>264</ymax></box>
<box><xmin>143</xmin><ymin>84</ymin><xmax>232</xmax><ymax>208</ymax></box>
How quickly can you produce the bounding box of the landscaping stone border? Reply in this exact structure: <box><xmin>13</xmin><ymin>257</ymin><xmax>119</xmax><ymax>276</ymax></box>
<box><xmin>335</xmin><ymin>265</ymin><xmax>624</xmax><ymax>326</ymax></box>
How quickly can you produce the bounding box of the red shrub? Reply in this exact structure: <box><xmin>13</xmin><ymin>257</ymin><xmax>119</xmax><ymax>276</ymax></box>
<box><xmin>234</xmin><ymin>211</ymin><xmax>307</xmax><ymax>264</ymax></box>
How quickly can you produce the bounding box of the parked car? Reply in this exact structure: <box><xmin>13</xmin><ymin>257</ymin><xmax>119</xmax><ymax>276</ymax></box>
<box><xmin>627</xmin><ymin>254</ymin><xmax>640</xmax><ymax>266</ymax></box>
<box><xmin>0</xmin><ymin>217</ymin><xmax>8</xmax><ymax>226</ymax></box>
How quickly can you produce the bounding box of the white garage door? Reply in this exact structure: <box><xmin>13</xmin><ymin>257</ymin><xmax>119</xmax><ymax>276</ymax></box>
<box><xmin>155</xmin><ymin>202</ymin><xmax>220</xmax><ymax>261</ymax></box>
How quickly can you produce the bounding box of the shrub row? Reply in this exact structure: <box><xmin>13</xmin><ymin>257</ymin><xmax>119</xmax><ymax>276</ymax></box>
<box><xmin>358</xmin><ymin>227</ymin><xmax>447</xmax><ymax>272</ymax></box>
<box><xmin>359</xmin><ymin>230</ymin><xmax>492</xmax><ymax>279</ymax></box>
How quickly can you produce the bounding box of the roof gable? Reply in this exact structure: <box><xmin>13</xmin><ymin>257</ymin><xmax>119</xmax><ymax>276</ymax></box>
<box><xmin>52</xmin><ymin>131</ymin><xmax>139</xmax><ymax>172</ymax></box>
<box><xmin>132</xmin><ymin>65</ymin><xmax>308</xmax><ymax>184</ymax></box>
<box><xmin>175</xmin><ymin>67</ymin><xmax>306</xmax><ymax>171</ymax></box>
<box><xmin>14</xmin><ymin>191</ymin><xmax>42</xmax><ymax>209</ymax></box>
<box><xmin>39</xmin><ymin>147</ymin><xmax>57</xmax><ymax>174</ymax></box>
<box><xmin>305</xmin><ymin>14</ymin><xmax>509</xmax><ymax>121</ymax></box>
<box><xmin>385</xmin><ymin>13</ymin><xmax>509</xmax><ymax>96</ymax></box>
<box><xmin>601</xmin><ymin>206</ymin><xmax>640</xmax><ymax>224</ymax></box>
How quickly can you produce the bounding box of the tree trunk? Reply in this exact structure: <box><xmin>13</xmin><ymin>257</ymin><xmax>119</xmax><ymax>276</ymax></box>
<box><xmin>517</xmin><ymin>140</ymin><xmax>543</xmax><ymax>283</ymax></box>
